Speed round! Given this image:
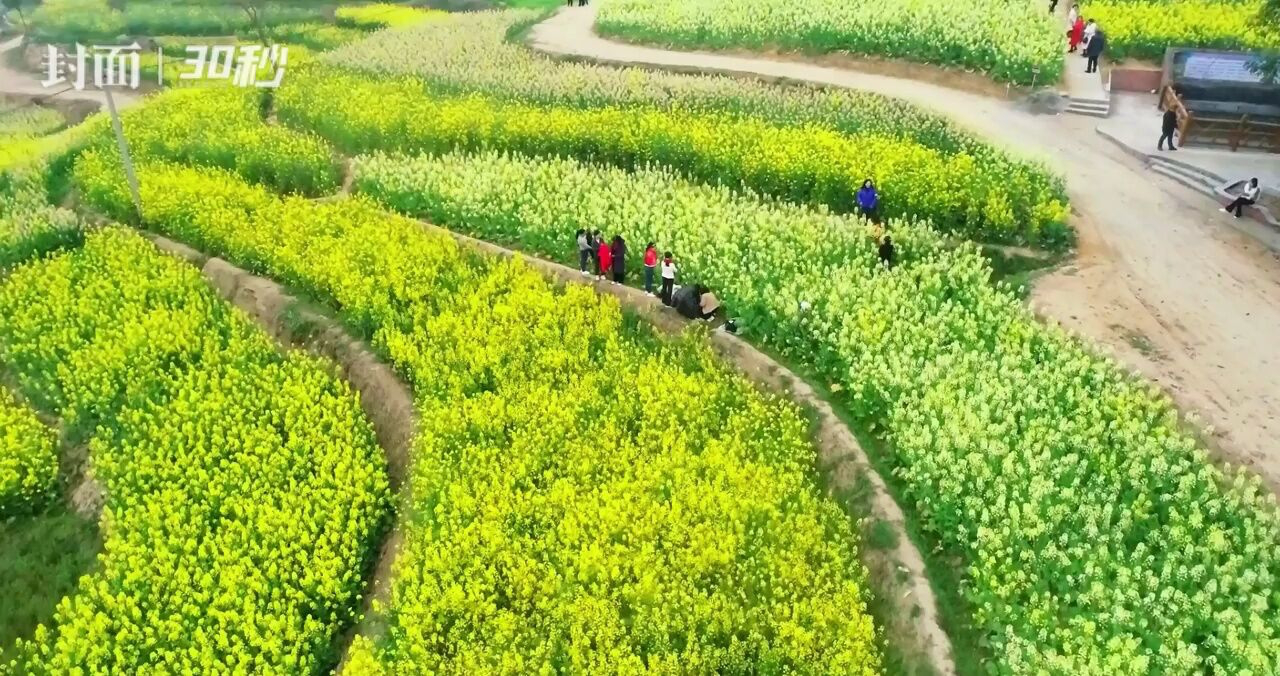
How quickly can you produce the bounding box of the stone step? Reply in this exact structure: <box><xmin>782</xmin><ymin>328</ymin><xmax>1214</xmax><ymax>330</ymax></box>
<box><xmin>1064</xmin><ymin>101</ymin><xmax>1110</xmax><ymax>118</ymax></box>
<box><xmin>1149</xmin><ymin>162</ymin><xmax>1218</xmax><ymax>197</ymax></box>
<box><xmin>1151</xmin><ymin>154</ymin><xmax>1226</xmax><ymax>184</ymax></box>
<box><xmin>1149</xmin><ymin>156</ymin><xmax>1222</xmax><ymax>189</ymax></box>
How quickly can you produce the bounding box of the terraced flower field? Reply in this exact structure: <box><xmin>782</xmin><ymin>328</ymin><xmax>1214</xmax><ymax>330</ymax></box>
<box><xmin>596</xmin><ymin>0</ymin><xmax>1065</xmax><ymax>86</ymax></box>
<box><xmin>66</xmin><ymin>71</ymin><xmax>1280</xmax><ymax>668</ymax></box>
<box><xmin>344</xmin><ymin>146</ymin><xmax>1280</xmax><ymax>674</ymax></box>
<box><xmin>317</xmin><ymin>9</ymin><xmax>1068</xmax><ymax>248</ymax></box>
<box><xmin>278</xmin><ymin>68</ymin><xmax>1067</xmax><ymax>246</ymax></box>
<box><xmin>3</xmin><ymin>4</ymin><xmax>1279</xmax><ymax>674</ymax></box>
<box><xmin>0</xmin><ymin>229</ymin><xmax>390</xmax><ymax>672</ymax></box>
<box><xmin>0</xmin><ymin>119</ymin><xmax>93</xmax><ymax>268</ymax></box>
<box><xmin>70</xmin><ymin>151</ymin><xmax>884</xmax><ymax>672</ymax></box>
<box><xmin>118</xmin><ymin>87</ymin><xmax>339</xmax><ymax>196</ymax></box>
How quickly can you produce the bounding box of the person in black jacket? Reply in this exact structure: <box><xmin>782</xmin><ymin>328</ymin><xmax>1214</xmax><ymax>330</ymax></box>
<box><xmin>673</xmin><ymin>284</ymin><xmax>703</xmax><ymax>320</ymax></box>
<box><xmin>878</xmin><ymin>236</ymin><xmax>896</xmax><ymax>268</ymax></box>
<box><xmin>610</xmin><ymin>235</ymin><xmax>627</xmax><ymax>284</ymax></box>
<box><xmin>1158</xmin><ymin>107</ymin><xmax>1178</xmax><ymax>151</ymax></box>
<box><xmin>1085</xmin><ymin>28</ymin><xmax>1106</xmax><ymax>73</ymax></box>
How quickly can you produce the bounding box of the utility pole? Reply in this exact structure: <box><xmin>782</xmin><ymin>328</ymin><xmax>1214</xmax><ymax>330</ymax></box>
<box><xmin>103</xmin><ymin>86</ymin><xmax>143</xmax><ymax>221</ymax></box>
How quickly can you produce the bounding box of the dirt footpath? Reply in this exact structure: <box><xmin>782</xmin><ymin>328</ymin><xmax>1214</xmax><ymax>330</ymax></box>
<box><xmin>1031</xmin><ymin>136</ymin><xmax>1280</xmax><ymax>490</ymax></box>
<box><xmin>529</xmin><ymin>7</ymin><xmax>1280</xmax><ymax>491</ymax></box>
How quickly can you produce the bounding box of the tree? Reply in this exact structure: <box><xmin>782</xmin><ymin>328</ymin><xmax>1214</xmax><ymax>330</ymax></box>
<box><xmin>233</xmin><ymin>0</ymin><xmax>272</xmax><ymax>46</ymax></box>
<box><xmin>1248</xmin><ymin>0</ymin><xmax>1279</xmax><ymax>84</ymax></box>
<box><xmin>1</xmin><ymin>0</ymin><xmax>28</xmax><ymax>31</ymax></box>
<box><xmin>231</xmin><ymin>0</ymin><xmax>330</xmax><ymax>47</ymax></box>
<box><xmin>1262</xmin><ymin>0</ymin><xmax>1279</xmax><ymax>23</ymax></box>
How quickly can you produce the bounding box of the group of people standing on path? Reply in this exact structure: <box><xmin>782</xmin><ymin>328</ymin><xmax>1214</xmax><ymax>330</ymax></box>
<box><xmin>569</xmin><ymin>179</ymin><xmax>897</xmax><ymax>327</ymax></box>
<box><xmin>1064</xmin><ymin>4</ymin><xmax>1107</xmax><ymax>73</ymax></box>
<box><xmin>576</xmin><ymin>230</ymin><xmax>679</xmax><ymax>302</ymax></box>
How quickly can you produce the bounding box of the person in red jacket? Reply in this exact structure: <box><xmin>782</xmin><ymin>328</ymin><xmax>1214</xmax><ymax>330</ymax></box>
<box><xmin>1068</xmin><ymin>14</ymin><xmax>1084</xmax><ymax>53</ymax></box>
<box><xmin>597</xmin><ymin>237</ymin><xmax>613</xmax><ymax>281</ymax></box>
<box><xmin>642</xmin><ymin>242</ymin><xmax>658</xmax><ymax>294</ymax></box>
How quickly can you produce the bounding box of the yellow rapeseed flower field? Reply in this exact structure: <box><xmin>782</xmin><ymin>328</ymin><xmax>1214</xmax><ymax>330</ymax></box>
<box><xmin>0</xmin><ymin>229</ymin><xmax>390</xmax><ymax>672</ymax></box>
<box><xmin>345</xmin><ymin>147</ymin><xmax>1280</xmax><ymax>674</ymax></box>
<box><xmin>0</xmin><ymin>388</ymin><xmax>56</xmax><ymax>518</ymax></box>
<box><xmin>277</xmin><ymin>67</ymin><xmax>1070</xmax><ymax>247</ymax></box>
<box><xmin>597</xmin><ymin>0</ymin><xmax>1065</xmax><ymax>85</ymax></box>
<box><xmin>1085</xmin><ymin>0</ymin><xmax>1280</xmax><ymax>60</ymax></box>
<box><xmin>71</xmin><ymin>154</ymin><xmax>884</xmax><ymax>673</ymax></box>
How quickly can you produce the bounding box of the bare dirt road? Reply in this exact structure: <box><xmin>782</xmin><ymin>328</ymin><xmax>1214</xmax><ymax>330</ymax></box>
<box><xmin>529</xmin><ymin>7</ymin><xmax>1280</xmax><ymax>490</ymax></box>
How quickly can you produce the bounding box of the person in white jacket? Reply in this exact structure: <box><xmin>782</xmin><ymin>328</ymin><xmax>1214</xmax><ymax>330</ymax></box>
<box><xmin>1223</xmin><ymin>178</ymin><xmax>1262</xmax><ymax>218</ymax></box>
<box><xmin>1081</xmin><ymin>19</ymin><xmax>1097</xmax><ymax>57</ymax></box>
<box><xmin>659</xmin><ymin>252</ymin><xmax>678</xmax><ymax>305</ymax></box>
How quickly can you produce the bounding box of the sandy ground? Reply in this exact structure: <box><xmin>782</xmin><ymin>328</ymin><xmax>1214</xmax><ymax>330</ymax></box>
<box><xmin>530</xmin><ymin>7</ymin><xmax>1280</xmax><ymax>491</ymax></box>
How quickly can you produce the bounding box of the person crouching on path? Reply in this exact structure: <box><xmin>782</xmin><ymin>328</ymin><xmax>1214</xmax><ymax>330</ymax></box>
<box><xmin>611</xmin><ymin>235</ymin><xmax>627</xmax><ymax>285</ymax></box>
<box><xmin>857</xmin><ymin>179</ymin><xmax>880</xmax><ymax>223</ymax></box>
<box><xmin>1222</xmin><ymin>178</ymin><xmax>1261</xmax><ymax>218</ymax></box>
<box><xmin>660</xmin><ymin>252</ymin><xmax>677</xmax><ymax>304</ymax></box>
<box><xmin>643</xmin><ymin>242</ymin><xmax>658</xmax><ymax>294</ymax></box>
<box><xmin>1068</xmin><ymin>14</ymin><xmax>1084</xmax><ymax>53</ymax></box>
<box><xmin>576</xmin><ymin>229</ymin><xmax>591</xmax><ymax>274</ymax></box>
<box><xmin>699</xmin><ymin>288</ymin><xmax>721</xmax><ymax>321</ymax></box>
<box><xmin>1158</xmin><ymin>106</ymin><xmax>1178</xmax><ymax>151</ymax></box>
<box><xmin>597</xmin><ymin>236</ymin><xmax>612</xmax><ymax>281</ymax></box>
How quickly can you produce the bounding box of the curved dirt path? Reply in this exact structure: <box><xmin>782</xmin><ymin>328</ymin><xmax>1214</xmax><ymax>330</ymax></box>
<box><xmin>528</xmin><ymin>6</ymin><xmax>1280</xmax><ymax>492</ymax></box>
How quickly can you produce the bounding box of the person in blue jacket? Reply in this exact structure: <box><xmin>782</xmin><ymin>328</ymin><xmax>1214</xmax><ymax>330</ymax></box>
<box><xmin>856</xmin><ymin>179</ymin><xmax>880</xmax><ymax>223</ymax></box>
